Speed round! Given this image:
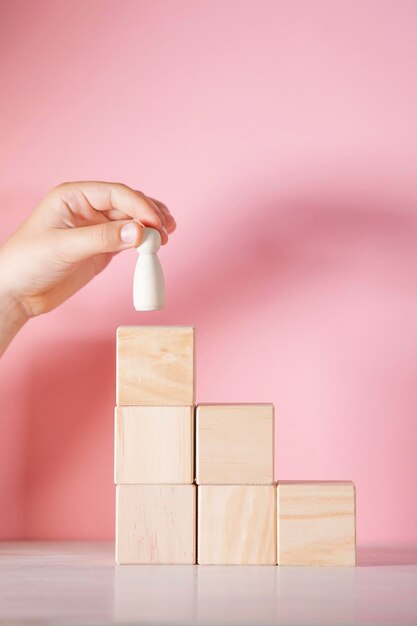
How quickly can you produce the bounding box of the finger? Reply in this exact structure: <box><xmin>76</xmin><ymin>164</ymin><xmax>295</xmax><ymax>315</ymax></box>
<box><xmin>55</xmin><ymin>219</ymin><xmax>144</xmax><ymax>262</ymax></box>
<box><xmin>102</xmin><ymin>208</ymin><xmax>132</xmax><ymax>221</ymax></box>
<box><xmin>133</xmin><ymin>191</ymin><xmax>169</xmax><ymax>243</ymax></box>
<box><xmin>90</xmin><ymin>200</ymin><xmax>168</xmax><ymax>244</ymax></box>
<box><xmin>160</xmin><ymin>228</ymin><xmax>168</xmax><ymax>245</ymax></box>
<box><xmin>148</xmin><ymin>197</ymin><xmax>176</xmax><ymax>233</ymax></box>
<box><xmin>148</xmin><ymin>196</ymin><xmax>173</xmax><ymax>219</ymax></box>
<box><xmin>52</xmin><ymin>181</ymin><xmax>162</xmax><ymax>230</ymax></box>
<box><xmin>133</xmin><ymin>189</ymin><xmax>167</xmax><ymax>229</ymax></box>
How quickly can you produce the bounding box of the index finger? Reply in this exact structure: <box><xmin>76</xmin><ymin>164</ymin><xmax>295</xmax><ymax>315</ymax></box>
<box><xmin>55</xmin><ymin>181</ymin><xmax>162</xmax><ymax>229</ymax></box>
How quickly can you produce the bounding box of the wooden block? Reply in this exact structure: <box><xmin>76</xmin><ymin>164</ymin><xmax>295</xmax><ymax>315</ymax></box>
<box><xmin>277</xmin><ymin>481</ymin><xmax>356</xmax><ymax>566</ymax></box>
<box><xmin>116</xmin><ymin>485</ymin><xmax>196</xmax><ymax>564</ymax></box>
<box><xmin>198</xmin><ymin>485</ymin><xmax>276</xmax><ymax>565</ymax></box>
<box><xmin>116</xmin><ymin>326</ymin><xmax>194</xmax><ymax>406</ymax></box>
<box><xmin>196</xmin><ymin>404</ymin><xmax>274</xmax><ymax>484</ymax></box>
<box><xmin>114</xmin><ymin>406</ymin><xmax>194</xmax><ymax>485</ymax></box>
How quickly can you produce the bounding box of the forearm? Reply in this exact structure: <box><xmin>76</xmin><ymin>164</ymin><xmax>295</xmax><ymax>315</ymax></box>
<box><xmin>0</xmin><ymin>289</ymin><xmax>28</xmax><ymax>356</ymax></box>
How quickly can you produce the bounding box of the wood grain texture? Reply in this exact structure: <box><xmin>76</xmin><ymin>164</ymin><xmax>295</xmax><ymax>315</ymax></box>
<box><xmin>116</xmin><ymin>485</ymin><xmax>196</xmax><ymax>564</ymax></box>
<box><xmin>114</xmin><ymin>406</ymin><xmax>194</xmax><ymax>484</ymax></box>
<box><xmin>277</xmin><ymin>481</ymin><xmax>356</xmax><ymax>566</ymax></box>
<box><xmin>198</xmin><ymin>485</ymin><xmax>276</xmax><ymax>565</ymax></box>
<box><xmin>116</xmin><ymin>326</ymin><xmax>195</xmax><ymax>406</ymax></box>
<box><xmin>196</xmin><ymin>404</ymin><xmax>274</xmax><ymax>485</ymax></box>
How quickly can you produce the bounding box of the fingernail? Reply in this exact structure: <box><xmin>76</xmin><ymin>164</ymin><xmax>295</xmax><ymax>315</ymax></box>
<box><xmin>120</xmin><ymin>221</ymin><xmax>139</xmax><ymax>245</ymax></box>
<box><xmin>162</xmin><ymin>225</ymin><xmax>168</xmax><ymax>236</ymax></box>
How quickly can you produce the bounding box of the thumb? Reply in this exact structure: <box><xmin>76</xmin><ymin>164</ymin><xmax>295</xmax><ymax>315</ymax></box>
<box><xmin>57</xmin><ymin>220</ymin><xmax>144</xmax><ymax>262</ymax></box>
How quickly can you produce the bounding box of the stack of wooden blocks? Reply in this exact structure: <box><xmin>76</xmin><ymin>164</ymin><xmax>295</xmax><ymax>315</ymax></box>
<box><xmin>115</xmin><ymin>325</ymin><xmax>356</xmax><ymax>566</ymax></box>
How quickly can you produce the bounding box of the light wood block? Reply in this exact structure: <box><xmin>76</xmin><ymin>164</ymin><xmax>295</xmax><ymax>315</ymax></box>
<box><xmin>116</xmin><ymin>326</ymin><xmax>195</xmax><ymax>406</ymax></box>
<box><xmin>196</xmin><ymin>404</ymin><xmax>274</xmax><ymax>485</ymax></box>
<box><xmin>277</xmin><ymin>481</ymin><xmax>356</xmax><ymax>566</ymax></box>
<box><xmin>116</xmin><ymin>485</ymin><xmax>196</xmax><ymax>564</ymax></box>
<box><xmin>198</xmin><ymin>485</ymin><xmax>276</xmax><ymax>565</ymax></box>
<box><xmin>114</xmin><ymin>406</ymin><xmax>194</xmax><ymax>485</ymax></box>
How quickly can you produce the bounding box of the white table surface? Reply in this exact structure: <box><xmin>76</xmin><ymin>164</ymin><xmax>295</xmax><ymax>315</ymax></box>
<box><xmin>0</xmin><ymin>542</ymin><xmax>416</xmax><ymax>625</ymax></box>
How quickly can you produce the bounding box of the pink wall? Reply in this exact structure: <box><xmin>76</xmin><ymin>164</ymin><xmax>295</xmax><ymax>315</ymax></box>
<box><xmin>1</xmin><ymin>0</ymin><xmax>417</xmax><ymax>544</ymax></box>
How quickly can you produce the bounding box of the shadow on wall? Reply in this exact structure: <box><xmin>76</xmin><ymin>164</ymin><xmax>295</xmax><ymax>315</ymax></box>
<box><xmin>6</xmin><ymin>186</ymin><xmax>417</xmax><ymax>539</ymax></box>
<box><xmin>357</xmin><ymin>545</ymin><xmax>417</xmax><ymax>566</ymax></box>
<box><xmin>169</xmin><ymin>191</ymin><xmax>417</xmax><ymax>324</ymax></box>
<box><xmin>21</xmin><ymin>339</ymin><xmax>115</xmax><ymax>538</ymax></box>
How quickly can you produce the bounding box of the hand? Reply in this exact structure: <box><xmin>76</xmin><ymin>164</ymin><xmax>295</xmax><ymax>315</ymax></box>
<box><xmin>0</xmin><ymin>181</ymin><xmax>175</xmax><ymax>353</ymax></box>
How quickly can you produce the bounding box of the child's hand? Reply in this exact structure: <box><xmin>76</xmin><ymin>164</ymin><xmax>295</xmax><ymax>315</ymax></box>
<box><xmin>0</xmin><ymin>181</ymin><xmax>175</xmax><ymax>322</ymax></box>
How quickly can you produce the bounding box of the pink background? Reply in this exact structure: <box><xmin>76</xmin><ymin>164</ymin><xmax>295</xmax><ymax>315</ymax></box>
<box><xmin>1</xmin><ymin>0</ymin><xmax>417</xmax><ymax>544</ymax></box>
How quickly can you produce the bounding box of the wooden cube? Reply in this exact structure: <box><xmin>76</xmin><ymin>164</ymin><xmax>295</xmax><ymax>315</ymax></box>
<box><xmin>116</xmin><ymin>485</ymin><xmax>196</xmax><ymax>564</ymax></box>
<box><xmin>198</xmin><ymin>485</ymin><xmax>276</xmax><ymax>565</ymax></box>
<box><xmin>277</xmin><ymin>481</ymin><xmax>356</xmax><ymax>566</ymax></box>
<box><xmin>114</xmin><ymin>406</ymin><xmax>194</xmax><ymax>485</ymax></box>
<box><xmin>196</xmin><ymin>404</ymin><xmax>274</xmax><ymax>484</ymax></box>
<box><xmin>116</xmin><ymin>326</ymin><xmax>195</xmax><ymax>406</ymax></box>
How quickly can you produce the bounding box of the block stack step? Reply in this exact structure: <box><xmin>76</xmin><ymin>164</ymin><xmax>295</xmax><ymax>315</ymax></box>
<box><xmin>277</xmin><ymin>481</ymin><xmax>356</xmax><ymax>566</ymax></box>
<box><xmin>196</xmin><ymin>403</ymin><xmax>276</xmax><ymax>565</ymax></box>
<box><xmin>114</xmin><ymin>325</ymin><xmax>357</xmax><ymax>567</ymax></box>
<box><xmin>115</xmin><ymin>325</ymin><xmax>196</xmax><ymax>564</ymax></box>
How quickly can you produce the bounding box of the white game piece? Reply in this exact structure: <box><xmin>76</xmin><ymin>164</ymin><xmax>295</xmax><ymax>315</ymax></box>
<box><xmin>133</xmin><ymin>227</ymin><xmax>165</xmax><ymax>311</ymax></box>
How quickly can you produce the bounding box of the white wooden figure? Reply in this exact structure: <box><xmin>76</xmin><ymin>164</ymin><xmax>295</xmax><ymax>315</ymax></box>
<box><xmin>133</xmin><ymin>227</ymin><xmax>165</xmax><ymax>311</ymax></box>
